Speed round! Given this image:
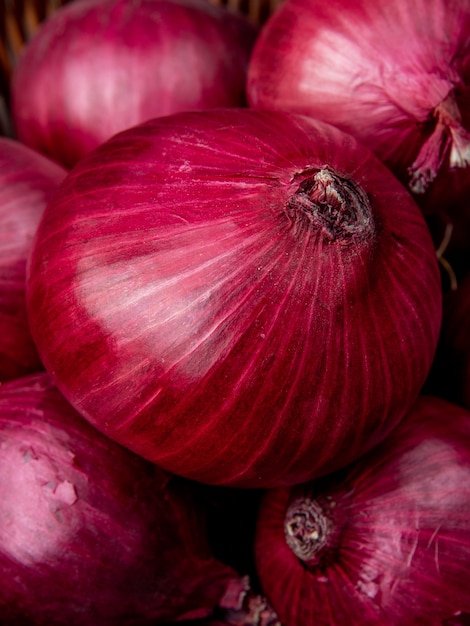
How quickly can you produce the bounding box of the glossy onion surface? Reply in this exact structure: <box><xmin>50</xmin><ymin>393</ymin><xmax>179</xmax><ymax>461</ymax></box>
<box><xmin>247</xmin><ymin>0</ymin><xmax>470</xmax><ymax>196</ymax></box>
<box><xmin>0</xmin><ymin>138</ymin><xmax>65</xmax><ymax>382</ymax></box>
<box><xmin>27</xmin><ymin>109</ymin><xmax>442</xmax><ymax>487</ymax></box>
<box><xmin>255</xmin><ymin>396</ymin><xmax>470</xmax><ymax>626</ymax></box>
<box><xmin>0</xmin><ymin>372</ymin><xmax>238</xmax><ymax>625</ymax></box>
<box><xmin>11</xmin><ymin>0</ymin><xmax>257</xmax><ymax>167</ymax></box>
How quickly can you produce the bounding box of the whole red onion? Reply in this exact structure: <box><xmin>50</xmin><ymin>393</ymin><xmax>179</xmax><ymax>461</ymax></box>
<box><xmin>11</xmin><ymin>0</ymin><xmax>257</xmax><ymax>167</ymax></box>
<box><xmin>27</xmin><ymin>109</ymin><xmax>442</xmax><ymax>488</ymax></box>
<box><xmin>255</xmin><ymin>396</ymin><xmax>470</xmax><ymax>626</ymax></box>
<box><xmin>0</xmin><ymin>372</ymin><xmax>241</xmax><ymax>625</ymax></box>
<box><xmin>247</xmin><ymin>0</ymin><xmax>470</xmax><ymax>197</ymax></box>
<box><xmin>0</xmin><ymin>137</ymin><xmax>66</xmax><ymax>382</ymax></box>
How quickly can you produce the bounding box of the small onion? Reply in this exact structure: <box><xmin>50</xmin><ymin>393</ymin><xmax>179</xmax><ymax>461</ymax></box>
<box><xmin>0</xmin><ymin>372</ymin><xmax>244</xmax><ymax>625</ymax></box>
<box><xmin>11</xmin><ymin>0</ymin><xmax>257</xmax><ymax>167</ymax></box>
<box><xmin>0</xmin><ymin>137</ymin><xmax>66</xmax><ymax>382</ymax></box>
<box><xmin>27</xmin><ymin>109</ymin><xmax>442</xmax><ymax>488</ymax></box>
<box><xmin>255</xmin><ymin>396</ymin><xmax>470</xmax><ymax>626</ymax></box>
<box><xmin>247</xmin><ymin>0</ymin><xmax>470</xmax><ymax>197</ymax></box>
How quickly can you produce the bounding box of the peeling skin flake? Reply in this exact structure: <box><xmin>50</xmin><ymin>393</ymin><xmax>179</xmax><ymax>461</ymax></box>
<box><xmin>53</xmin><ymin>480</ymin><xmax>78</xmax><ymax>505</ymax></box>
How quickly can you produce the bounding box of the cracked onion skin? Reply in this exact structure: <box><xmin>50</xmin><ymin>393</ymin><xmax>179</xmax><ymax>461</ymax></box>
<box><xmin>26</xmin><ymin>109</ymin><xmax>442</xmax><ymax>488</ymax></box>
<box><xmin>0</xmin><ymin>372</ymin><xmax>239</xmax><ymax>625</ymax></box>
<box><xmin>255</xmin><ymin>396</ymin><xmax>470</xmax><ymax>626</ymax></box>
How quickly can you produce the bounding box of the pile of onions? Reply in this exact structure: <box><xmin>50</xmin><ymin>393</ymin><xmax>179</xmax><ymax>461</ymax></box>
<box><xmin>26</xmin><ymin>108</ymin><xmax>442</xmax><ymax>488</ymax></box>
<box><xmin>247</xmin><ymin>0</ymin><xmax>470</xmax><ymax>202</ymax></box>
<box><xmin>255</xmin><ymin>396</ymin><xmax>470</xmax><ymax>626</ymax></box>
<box><xmin>11</xmin><ymin>0</ymin><xmax>257</xmax><ymax>167</ymax></box>
<box><xmin>0</xmin><ymin>371</ymin><xmax>261</xmax><ymax>625</ymax></box>
<box><xmin>0</xmin><ymin>138</ymin><xmax>65</xmax><ymax>382</ymax></box>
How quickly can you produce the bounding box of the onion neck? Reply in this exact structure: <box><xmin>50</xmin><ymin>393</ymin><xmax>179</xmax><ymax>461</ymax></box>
<box><xmin>284</xmin><ymin>496</ymin><xmax>334</xmax><ymax>568</ymax></box>
<box><xmin>409</xmin><ymin>91</ymin><xmax>470</xmax><ymax>194</ymax></box>
<box><xmin>286</xmin><ymin>166</ymin><xmax>374</xmax><ymax>244</ymax></box>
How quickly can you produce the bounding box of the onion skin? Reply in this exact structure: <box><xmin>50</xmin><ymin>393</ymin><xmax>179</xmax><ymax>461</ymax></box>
<box><xmin>11</xmin><ymin>0</ymin><xmax>257</xmax><ymax>168</ymax></box>
<box><xmin>27</xmin><ymin>109</ymin><xmax>442</xmax><ymax>488</ymax></box>
<box><xmin>247</xmin><ymin>0</ymin><xmax>470</xmax><ymax>196</ymax></box>
<box><xmin>0</xmin><ymin>372</ymin><xmax>239</xmax><ymax>625</ymax></box>
<box><xmin>255</xmin><ymin>396</ymin><xmax>470</xmax><ymax>626</ymax></box>
<box><xmin>0</xmin><ymin>138</ymin><xmax>66</xmax><ymax>382</ymax></box>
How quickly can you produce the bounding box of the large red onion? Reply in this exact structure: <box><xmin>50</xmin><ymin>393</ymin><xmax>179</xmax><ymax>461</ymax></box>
<box><xmin>0</xmin><ymin>137</ymin><xmax>65</xmax><ymax>382</ymax></box>
<box><xmin>255</xmin><ymin>396</ymin><xmax>470</xmax><ymax>626</ymax></box>
<box><xmin>0</xmin><ymin>371</ymin><xmax>247</xmax><ymax>625</ymax></box>
<box><xmin>27</xmin><ymin>109</ymin><xmax>442</xmax><ymax>488</ymax></box>
<box><xmin>11</xmin><ymin>0</ymin><xmax>257</xmax><ymax>167</ymax></box>
<box><xmin>247</xmin><ymin>0</ymin><xmax>470</xmax><ymax>197</ymax></box>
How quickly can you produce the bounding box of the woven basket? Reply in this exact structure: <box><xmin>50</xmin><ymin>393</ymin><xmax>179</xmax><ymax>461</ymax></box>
<box><xmin>0</xmin><ymin>0</ymin><xmax>280</xmax><ymax>136</ymax></box>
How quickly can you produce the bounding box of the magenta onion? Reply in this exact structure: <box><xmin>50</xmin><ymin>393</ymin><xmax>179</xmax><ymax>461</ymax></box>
<box><xmin>27</xmin><ymin>109</ymin><xmax>442</xmax><ymax>488</ymax></box>
<box><xmin>0</xmin><ymin>137</ymin><xmax>65</xmax><ymax>382</ymax></box>
<box><xmin>255</xmin><ymin>396</ymin><xmax>470</xmax><ymax>626</ymax></box>
<box><xmin>0</xmin><ymin>371</ymin><xmax>248</xmax><ymax>625</ymax></box>
<box><xmin>247</xmin><ymin>0</ymin><xmax>470</xmax><ymax>197</ymax></box>
<box><xmin>11</xmin><ymin>0</ymin><xmax>257</xmax><ymax>168</ymax></box>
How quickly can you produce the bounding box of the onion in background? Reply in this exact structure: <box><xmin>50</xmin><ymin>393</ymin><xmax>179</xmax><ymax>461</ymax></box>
<box><xmin>27</xmin><ymin>109</ymin><xmax>441</xmax><ymax>488</ymax></box>
<box><xmin>247</xmin><ymin>0</ymin><xmax>470</xmax><ymax>220</ymax></box>
<box><xmin>0</xmin><ymin>137</ymin><xmax>65</xmax><ymax>382</ymax></box>
<box><xmin>255</xmin><ymin>396</ymin><xmax>470</xmax><ymax>626</ymax></box>
<box><xmin>11</xmin><ymin>0</ymin><xmax>257</xmax><ymax>167</ymax></box>
<box><xmin>0</xmin><ymin>372</ymin><xmax>246</xmax><ymax>625</ymax></box>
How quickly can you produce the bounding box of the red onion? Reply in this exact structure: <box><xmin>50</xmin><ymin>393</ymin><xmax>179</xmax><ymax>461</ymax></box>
<box><xmin>0</xmin><ymin>371</ymin><xmax>250</xmax><ymax>625</ymax></box>
<box><xmin>27</xmin><ymin>109</ymin><xmax>442</xmax><ymax>488</ymax></box>
<box><xmin>11</xmin><ymin>0</ymin><xmax>257</xmax><ymax>168</ymax></box>
<box><xmin>247</xmin><ymin>0</ymin><xmax>470</xmax><ymax>197</ymax></box>
<box><xmin>0</xmin><ymin>137</ymin><xmax>65</xmax><ymax>382</ymax></box>
<box><xmin>255</xmin><ymin>396</ymin><xmax>470</xmax><ymax>626</ymax></box>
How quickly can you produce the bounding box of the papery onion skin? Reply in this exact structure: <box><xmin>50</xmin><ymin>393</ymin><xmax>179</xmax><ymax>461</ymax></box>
<box><xmin>0</xmin><ymin>372</ymin><xmax>239</xmax><ymax>625</ymax></box>
<box><xmin>247</xmin><ymin>0</ymin><xmax>470</xmax><ymax>196</ymax></box>
<box><xmin>11</xmin><ymin>0</ymin><xmax>257</xmax><ymax>168</ymax></box>
<box><xmin>27</xmin><ymin>109</ymin><xmax>442</xmax><ymax>488</ymax></box>
<box><xmin>0</xmin><ymin>138</ymin><xmax>66</xmax><ymax>382</ymax></box>
<box><xmin>255</xmin><ymin>396</ymin><xmax>470</xmax><ymax>626</ymax></box>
